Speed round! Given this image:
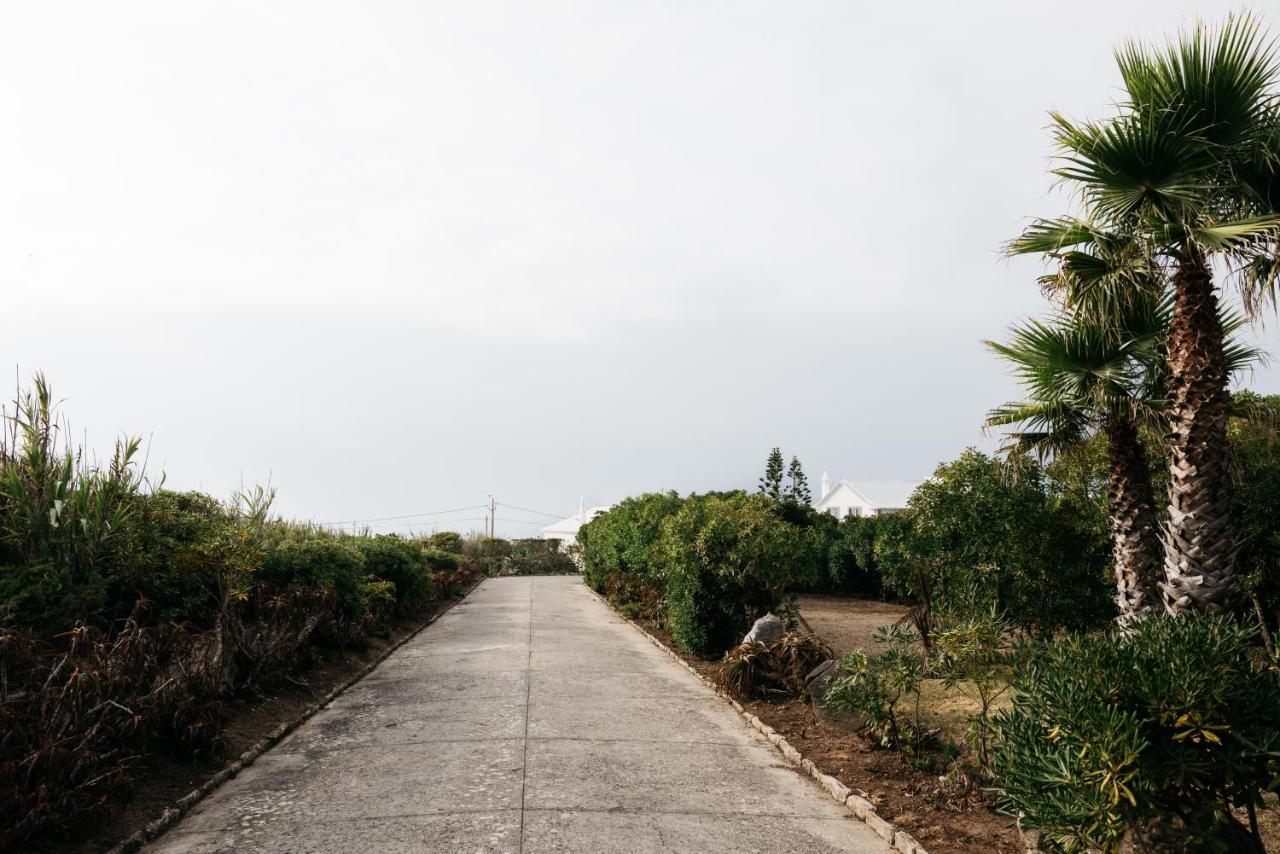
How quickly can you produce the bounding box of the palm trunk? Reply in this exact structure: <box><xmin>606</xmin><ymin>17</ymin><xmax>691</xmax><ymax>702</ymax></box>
<box><xmin>1162</xmin><ymin>248</ymin><xmax>1237</xmax><ymax>616</ymax></box>
<box><xmin>1104</xmin><ymin>413</ymin><xmax>1162</xmax><ymax>626</ymax></box>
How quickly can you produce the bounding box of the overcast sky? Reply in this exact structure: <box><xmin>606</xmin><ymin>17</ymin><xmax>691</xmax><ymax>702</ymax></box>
<box><xmin>4</xmin><ymin>1</ymin><xmax>1279</xmax><ymax>537</ymax></box>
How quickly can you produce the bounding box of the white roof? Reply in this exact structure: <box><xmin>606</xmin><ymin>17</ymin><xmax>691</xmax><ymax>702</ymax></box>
<box><xmin>541</xmin><ymin>506</ymin><xmax>611</xmax><ymax>540</ymax></box>
<box><xmin>820</xmin><ymin>480</ymin><xmax>920</xmax><ymax>510</ymax></box>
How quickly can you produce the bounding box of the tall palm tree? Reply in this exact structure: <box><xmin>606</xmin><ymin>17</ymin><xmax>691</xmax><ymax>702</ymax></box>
<box><xmin>1010</xmin><ymin>16</ymin><xmax>1280</xmax><ymax>615</ymax></box>
<box><xmin>986</xmin><ymin>301</ymin><xmax>1166</xmax><ymax>626</ymax></box>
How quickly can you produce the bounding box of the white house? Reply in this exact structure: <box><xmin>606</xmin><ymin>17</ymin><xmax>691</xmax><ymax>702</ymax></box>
<box><xmin>813</xmin><ymin>474</ymin><xmax>919</xmax><ymax>519</ymax></box>
<box><xmin>541</xmin><ymin>499</ymin><xmax>611</xmax><ymax>551</ymax></box>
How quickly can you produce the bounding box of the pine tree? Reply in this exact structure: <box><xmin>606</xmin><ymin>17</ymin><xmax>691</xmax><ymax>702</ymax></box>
<box><xmin>759</xmin><ymin>447</ymin><xmax>784</xmax><ymax>500</ymax></box>
<box><xmin>786</xmin><ymin>456</ymin><xmax>812</xmax><ymax>504</ymax></box>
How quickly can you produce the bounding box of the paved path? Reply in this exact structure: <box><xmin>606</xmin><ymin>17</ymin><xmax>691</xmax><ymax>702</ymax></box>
<box><xmin>146</xmin><ymin>576</ymin><xmax>889</xmax><ymax>853</ymax></box>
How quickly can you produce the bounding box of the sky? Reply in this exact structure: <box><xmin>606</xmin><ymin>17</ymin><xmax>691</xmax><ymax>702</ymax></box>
<box><xmin>4</xmin><ymin>1</ymin><xmax>1280</xmax><ymax>537</ymax></box>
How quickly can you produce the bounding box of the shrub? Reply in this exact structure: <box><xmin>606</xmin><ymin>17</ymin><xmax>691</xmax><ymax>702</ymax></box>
<box><xmin>580</xmin><ymin>491</ymin><xmax>682</xmax><ymax>593</ymax></box>
<box><xmin>823</xmin><ymin>624</ymin><xmax>925</xmax><ymax>752</ymax></box>
<box><xmin>717</xmin><ymin>630</ymin><xmax>833</xmax><ymax>699</ymax></box>
<box><xmin>501</xmin><ymin>538</ymin><xmax>577</xmax><ymax>575</ymax></box>
<box><xmin>258</xmin><ymin>538</ymin><xmax>369</xmax><ymax>638</ymax></box>
<box><xmin>357</xmin><ymin>535</ymin><xmax>434</xmax><ymax>616</ymax></box>
<box><xmin>426</xmin><ymin>530</ymin><xmax>465</xmax><ymax>554</ymax></box>
<box><xmin>989</xmin><ymin>616</ymin><xmax>1280</xmax><ymax>853</ymax></box>
<box><xmin>660</xmin><ymin>493</ymin><xmax>808</xmax><ymax>658</ymax></box>
<box><xmin>876</xmin><ymin>450</ymin><xmax>1110</xmax><ymax>639</ymax></box>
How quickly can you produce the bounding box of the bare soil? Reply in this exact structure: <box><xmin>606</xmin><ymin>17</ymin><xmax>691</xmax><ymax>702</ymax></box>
<box><xmin>795</xmin><ymin>594</ymin><xmax>910</xmax><ymax>655</ymax></box>
<box><xmin>13</xmin><ymin>589</ymin><xmax>475</xmax><ymax>854</ymax></box>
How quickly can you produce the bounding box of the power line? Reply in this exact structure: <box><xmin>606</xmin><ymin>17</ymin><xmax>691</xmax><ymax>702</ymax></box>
<box><xmin>496</xmin><ymin>501</ymin><xmax>569</xmax><ymax>519</ymax></box>
<box><xmin>315</xmin><ymin>504</ymin><xmax>487</xmax><ymax>526</ymax></box>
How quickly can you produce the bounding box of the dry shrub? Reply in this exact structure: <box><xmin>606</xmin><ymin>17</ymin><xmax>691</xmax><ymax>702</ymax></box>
<box><xmin>716</xmin><ymin>630</ymin><xmax>833</xmax><ymax>700</ymax></box>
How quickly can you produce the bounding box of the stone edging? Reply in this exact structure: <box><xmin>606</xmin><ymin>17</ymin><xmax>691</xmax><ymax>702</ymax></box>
<box><xmin>105</xmin><ymin>579</ymin><xmax>484</xmax><ymax>854</ymax></box>
<box><xmin>590</xmin><ymin>587</ymin><xmax>927</xmax><ymax>854</ymax></box>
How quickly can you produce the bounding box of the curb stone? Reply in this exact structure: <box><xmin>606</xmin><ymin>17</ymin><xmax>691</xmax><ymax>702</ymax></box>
<box><xmin>104</xmin><ymin>580</ymin><xmax>483</xmax><ymax>854</ymax></box>
<box><xmin>588</xmin><ymin>586</ymin><xmax>927</xmax><ymax>853</ymax></box>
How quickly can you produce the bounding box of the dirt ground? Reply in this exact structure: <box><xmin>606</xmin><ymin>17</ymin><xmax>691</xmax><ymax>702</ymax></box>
<box><xmin>13</xmin><ymin>587</ymin><xmax>476</xmax><ymax>854</ymax></box>
<box><xmin>795</xmin><ymin>594</ymin><xmax>910</xmax><ymax>654</ymax></box>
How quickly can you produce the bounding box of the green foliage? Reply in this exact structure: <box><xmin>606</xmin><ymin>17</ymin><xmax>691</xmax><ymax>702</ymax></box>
<box><xmin>1230</xmin><ymin>392</ymin><xmax>1280</xmax><ymax>635</ymax></box>
<box><xmin>501</xmin><ymin>538</ymin><xmax>577</xmax><ymax>575</ymax></box>
<box><xmin>932</xmin><ymin>592</ymin><xmax>1018</xmax><ymax>770</ymax></box>
<box><xmin>990</xmin><ymin>616</ymin><xmax>1280</xmax><ymax>853</ymax></box>
<box><xmin>425</xmin><ymin>530</ymin><xmax>465</xmax><ymax>554</ymax></box>
<box><xmin>462</xmin><ymin>535</ymin><xmax>512</xmax><ymax>576</ymax></box>
<box><xmin>259</xmin><ymin>538</ymin><xmax>370</xmax><ymax>633</ymax></box>
<box><xmin>812</xmin><ymin>513</ymin><xmax>886</xmax><ymax>597</ymax></box>
<box><xmin>356</xmin><ymin>535</ymin><xmax>435</xmax><ymax>616</ymax></box>
<box><xmin>876</xmin><ymin>449</ymin><xmax>1111</xmax><ymax>637</ymax></box>
<box><xmin>759</xmin><ymin>447</ymin><xmax>784</xmax><ymax>501</ymax></box>
<box><xmin>786</xmin><ymin>455</ymin><xmax>811</xmax><ymax>505</ymax></box>
<box><xmin>579</xmin><ymin>491</ymin><xmax>682</xmax><ymax>593</ymax></box>
<box><xmin>661</xmin><ymin>492</ymin><xmax>813</xmax><ymax>657</ymax></box>
<box><xmin>824</xmin><ymin>624</ymin><xmax>925</xmax><ymax>752</ymax></box>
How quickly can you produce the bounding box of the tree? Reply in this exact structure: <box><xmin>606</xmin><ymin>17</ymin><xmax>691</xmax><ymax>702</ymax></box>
<box><xmin>986</xmin><ymin>302</ymin><xmax>1166</xmax><ymax>626</ymax></box>
<box><xmin>986</xmin><ymin>297</ymin><xmax>1263</xmax><ymax>625</ymax></box>
<box><xmin>758</xmin><ymin>447</ymin><xmax>784</xmax><ymax>500</ymax></box>
<box><xmin>785</xmin><ymin>455</ymin><xmax>812</xmax><ymax>505</ymax></box>
<box><xmin>876</xmin><ymin>449</ymin><xmax>1112</xmax><ymax>638</ymax></box>
<box><xmin>1010</xmin><ymin>16</ymin><xmax>1280</xmax><ymax>615</ymax></box>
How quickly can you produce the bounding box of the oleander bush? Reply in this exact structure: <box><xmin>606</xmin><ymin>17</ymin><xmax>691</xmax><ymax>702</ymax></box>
<box><xmin>989</xmin><ymin>616</ymin><xmax>1280</xmax><ymax>853</ymax></box>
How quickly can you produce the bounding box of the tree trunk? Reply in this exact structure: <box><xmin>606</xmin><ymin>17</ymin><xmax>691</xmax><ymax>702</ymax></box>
<box><xmin>1162</xmin><ymin>248</ymin><xmax>1237</xmax><ymax>615</ymax></box>
<box><xmin>1105</xmin><ymin>413</ymin><xmax>1163</xmax><ymax>626</ymax></box>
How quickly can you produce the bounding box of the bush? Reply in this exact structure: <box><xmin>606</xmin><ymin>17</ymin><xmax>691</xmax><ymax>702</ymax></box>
<box><xmin>357</xmin><ymin>536</ymin><xmax>435</xmax><ymax>616</ymax></box>
<box><xmin>989</xmin><ymin>616</ymin><xmax>1280</xmax><ymax>853</ymax></box>
<box><xmin>501</xmin><ymin>538</ymin><xmax>577</xmax><ymax>575</ymax></box>
<box><xmin>426</xmin><ymin>530</ymin><xmax>465</xmax><ymax>554</ymax></box>
<box><xmin>258</xmin><ymin>538</ymin><xmax>370</xmax><ymax>638</ymax></box>
<box><xmin>580</xmin><ymin>492</ymin><xmax>682</xmax><ymax>593</ymax></box>
<box><xmin>823</xmin><ymin>624</ymin><xmax>925</xmax><ymax>752</ymax></box>
<box><xmin>717</xmin><ymin>630</ymin><xmax>833</xmax><ymax>699</ymax></box>
<box><xmin>876</xmin><ymin>450</ymin><xmax>1110</xmax><ymax>639</ymax></box>
<box><xmin>660</xmin><ymin>493</ymin><xmax>810</xmax><ymax>658</ymax></box>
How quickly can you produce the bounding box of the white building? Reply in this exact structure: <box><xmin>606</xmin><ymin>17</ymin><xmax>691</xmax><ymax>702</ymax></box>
<box><xmin>540</xmin><ymin>499</ymin><xmax>611</xmax><ymax>551</ymax></box>
<box><xmin>813</xmin><ymin>474</ymin><xmax>919</xmax><ymax>519</ymax></box>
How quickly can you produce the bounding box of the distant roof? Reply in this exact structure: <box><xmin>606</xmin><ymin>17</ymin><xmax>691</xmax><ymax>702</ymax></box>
<box><xmin>541</xmin><ymin>506</ymin><xmax>611</xmax><ymax>539</ymax></box>
<box><xmin>821</xmin><ymin>480</ymin><xmax>920</xmax><ymax>510</ymax></box>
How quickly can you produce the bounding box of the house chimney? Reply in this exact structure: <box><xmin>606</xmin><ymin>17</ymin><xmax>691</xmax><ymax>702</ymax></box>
<box><xmin>819</xmin><ymin>472</ymin><xmax>830</xmax><ymax>502</ymax></box>
<box><xmin>578</xmin><ymin>496</ymin><xmax>585</xmax><ymax>521</ymax></box>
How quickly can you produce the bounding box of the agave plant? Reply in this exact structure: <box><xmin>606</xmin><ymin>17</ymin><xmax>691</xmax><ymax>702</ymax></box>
<box><xmin>1011</xmin><ymin>15</ymin><xmax>1280</xmax><ymax>615</ymax></box>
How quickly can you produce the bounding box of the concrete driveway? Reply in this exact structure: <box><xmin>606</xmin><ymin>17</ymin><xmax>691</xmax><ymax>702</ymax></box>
<box><xmin>144</xmin><ymin>576</ymin><xmax>889</xmax><ymax>853</ymax></box>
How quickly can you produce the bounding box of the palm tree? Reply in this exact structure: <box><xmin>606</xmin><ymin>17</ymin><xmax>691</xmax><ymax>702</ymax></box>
<box><xmin>1010</xmin><ymin>16</ymin><xmax>1280</xmax><ymax>615</ymax></box>
<box><xmin>986</xmin><ymin>301</ymin><xmax>1166</xmax><ymax>626</ymax></box>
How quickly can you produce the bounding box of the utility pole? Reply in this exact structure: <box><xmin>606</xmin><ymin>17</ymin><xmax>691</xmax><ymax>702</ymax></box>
<box><xmin>487</xmin><ymin>494</ymin><xmax>496</xmax><ymax>539</ymax></box>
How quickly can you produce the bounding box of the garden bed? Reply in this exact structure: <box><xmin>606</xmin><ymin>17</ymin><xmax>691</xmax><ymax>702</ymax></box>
<box><xmin>11</xmin><ymin>586</ymin><xmax>476</xmax><ymax>854</ymax></box>
<box><xmin>622</xmin><ymin>608</ymin><xmax>1023</xmax><ymax>854</ymax></box>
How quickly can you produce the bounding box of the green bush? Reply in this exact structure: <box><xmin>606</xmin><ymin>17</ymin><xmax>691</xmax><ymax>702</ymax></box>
<box><xmin>989</xmin><ymin>616</ymin><xmax>1280</xmax><ymax>853</ymax></box>
<box><xmin>357</xmin><ymin>535</ymin><xmax>435</xmax><ymax>616</ymax></box>
<box><xmin>876</xmin><ymin>450</ymin><xmax>1110</xmax><ymax>638</ymax></box>
<box><xmin>259</xmin><ymin>538</ymin><xmax>370</xmax><ymax>634</ymax></box>
<box><xmin>426</xmin><ymin>530</ymin><xmax>465</xmax><ymax>554</ymax></box>
<box><xmin>660</xmin><ymin>492</ymin><xmax>809</xmax><ymax>658</ymax></box>
<box><xmin>422</xmin><ymin>546</ymin><xmax>462</xmax><ymax>574</ymax></box>
<box><xmin>502</xmin><ymin>538</ymin><xmax>577</xmax><ymax>575</ymax></box>
<box><xmin>579</xmin><ymin>491</ymin><xmax>682</xmax><ymax>593</ymax></box>
<box><xmin>824</xmin><ymin>624</ymin><xmax>925</xmax><ymax>752</ymax></box>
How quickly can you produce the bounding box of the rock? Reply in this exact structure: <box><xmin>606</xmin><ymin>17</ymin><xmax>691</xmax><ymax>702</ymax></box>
<box><xmin>743</xmin><ymin>613</ymin><xmax>784</xmax><ymax>645</ymax></box>
<box><xmin>806</xmin><ymin>658</ymin><xmax>868</xmax><ymax>732</ymax></box>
